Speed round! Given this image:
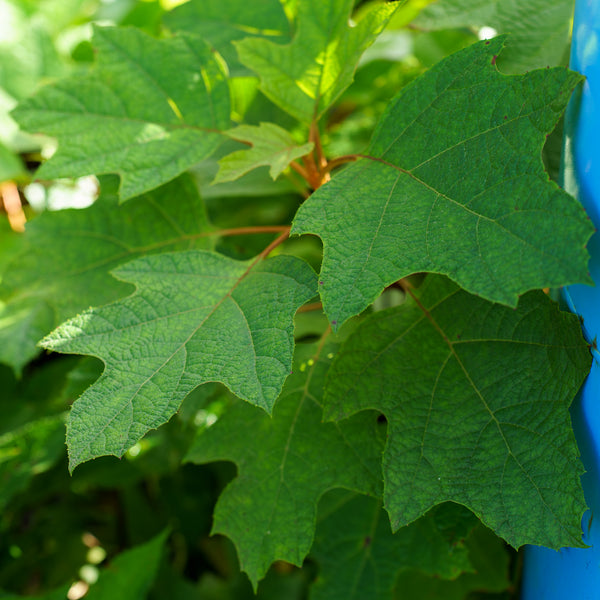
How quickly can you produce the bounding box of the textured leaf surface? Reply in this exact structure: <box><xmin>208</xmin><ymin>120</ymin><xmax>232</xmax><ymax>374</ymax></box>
<box><xmin>393</xmin><ymin>524</ymin><xmax>511</xmax><ymax>599</ymax></box>
<box><xmin>0</xmin><ymin>175</ymin><xmax>212</xmax><ymax>373</ymax></box>
<box><xmin>292</xmin><ymin>37</ymin><xmax>592</xmax><ymax>329</ymax></box>
<box><xmin>85</xmin><ymin>530</ymin><xmax>168</xmax><ymax>600</ymax></box>
<box><xmin>310</xmin><ymin>490</ymin><xmax>477</xmax><ymax>600</ymax></box>
<box><xmin>236</xmin><ymin>0</ymin><xmax>397</xmax><ymax>123</ymax></box>
<box><xmin>12</xmin><ymin>26</ymin><xmax>230</xmax><ymax>200</ymax></box>
<box><xmin>215</xmin><ymin>123</ymin><xmax>314</xmax><ymax>183</ymax></box>
<box><xmin>163</xmin><ymin>0</ymin><xmax>291</xmax><ymax>77</ymax></box>
<box><xmin>414</xmin><ymin>0</ymin><xmax>574</xmax><ymax>73</ymax></box>
<box><xmin>324</xmin><ymin>275</ymin><xmax>590</xmax><ymax>549</ymax></box>
<box><xmin>185</xmin><ymin>341</ymin><xmax>385</xmax><ymax>586</ymax></box>
<box><xmin>42</xmin><ymin>251</ymin><xmax>316</xmax><ymax>471</ymax></box>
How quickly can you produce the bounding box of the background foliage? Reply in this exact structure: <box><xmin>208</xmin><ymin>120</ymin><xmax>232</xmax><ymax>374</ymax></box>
<box><xmin>0</xmin><ymin>0</ymin><xmax>592</xmax><ymax>598</ymax></box>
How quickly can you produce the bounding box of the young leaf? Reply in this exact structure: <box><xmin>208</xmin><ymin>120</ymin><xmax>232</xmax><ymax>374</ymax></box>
<box><xmin>310</xmin><ymin>490</ymin><xmax>477</xmax><ymax>600</ymax></box>
<box><xmin>12</xmin><ymin>26</ymin><xmax>230</xmax><ymax>200</ymax></box>
<box><xmin>324</xmin><ymin>275</ymin><xmax>591</xmax><ymax>550</ymax></box>
<box><xmin>215</xmin><ymin>122</ymin><xmax>314</xmax><ymax>183</ymax></box>
<box><xmin>185</xmin><ymin>341</ymin><xmax>385</xmax><ymax>587</ymax></box>
<box><xmin>292</xmin><ymin>37</ymin><xmax>593</xmax><ymax>329</ymax></box>
<box><xmin>236</xmin><ymin>0</ymin><xmax>397</xmax><ymax>124</ymax></box>
<box><xmin>414</xmin><ymin>0</ymin><xmax>574</xmax><ymax>73</ymax></box>
<box><xmin>41</xmin><ymin>251</ymin><xmax>317</xmax><ymax>471</ymax></box>
<box><xmin>0</xmin><ymin>175</ymin><xmax>212</xmax><ymax>373</ymax></box>
<box><xmin>163</xmin><ymin>0</ymin><xmax>291</xmax><ymax>77</ymax></box>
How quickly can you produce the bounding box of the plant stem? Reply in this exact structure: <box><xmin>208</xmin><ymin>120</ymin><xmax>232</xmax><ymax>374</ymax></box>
<box><xmin>258</xmin><ymin>229</ymin><xmax>291</xmax><ymax>259</ymax></box>
<box><xmin>297</xmin><ymin>301</ymin><xmax>323</xmax><ymax>313</ymax></box>
<box><xmin>215</xmin><ymin>225</ymin><xmax>290</xmax><ymax>237</ymax></box>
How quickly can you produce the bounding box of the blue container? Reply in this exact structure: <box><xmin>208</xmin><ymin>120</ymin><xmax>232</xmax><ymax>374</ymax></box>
<box><xmin>521</xmin><ymin>1</ymin><xmax>600</xmax><ymax>597</ymax></box>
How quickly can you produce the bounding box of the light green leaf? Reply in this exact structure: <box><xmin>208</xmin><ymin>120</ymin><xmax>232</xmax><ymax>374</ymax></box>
<box><xmin>236</xmin><ymin>0</ymin><xmax>397</xmax><ymax>123</ymax></box>
<box><xmin>0</xmin><ymin>142</ymin><xmax>26</xmax><ymax>183</ymax></box>
<box><xmin>41</xmin><ymin>251</ymin><xmax>317</xmax><ymax>471</ymax></box>
<box><xmin>414</xmin><ymin>0</ymin><xmax>574</xmax><ymax>73</ymax></box>
<box><xmin>186</xmin><ymin>340</ymin><xmax>385</xmax><ymax>587</ymax></box>
<box><xmin>393</xmin><ymin>524</ymin><xmax>511</xmax><ymax>599</ymax></box>
<box><xmin>215</xmin><ymin>122</ymin><xmax>314</xmax><ymax>183</ymax></box>
<box><xmin>12</xmin><ymin>26</ymin><xmax>230</xmax><ymax>200</ymax></box>
<box><xmin>292</xmin><ymin>37</ymin><xmax>592</xmax><ymax>329</ymax></box>
<box><xmin>85</xmin><ymin>530</ymin><xmax>168</xmax><ymax>600</ymax></box>
<box><xmin>324</xmin><ymin>275</ymin><xmax>590</xmax><ymax>549</ymax></box>
<box><xmin>310</xmin><ymin>490</ymin><xmax>477</xmax><ymax>600</ymax></box>
<box><xmin>163</xmin><ymin>0</ymin><xmax>291</xmax><ymax>77</ymax></box>
<box><xmin>0</xmin><ymin>175</ymin><xmax>212</xmax><ymax>373</ymax></box>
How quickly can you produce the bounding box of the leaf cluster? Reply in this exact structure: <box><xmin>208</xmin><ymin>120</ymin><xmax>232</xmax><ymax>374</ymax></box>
<box><xmin>0</xmin><ymin>0</ymin><xmax>592</xmax><ymax>598</ymax></box>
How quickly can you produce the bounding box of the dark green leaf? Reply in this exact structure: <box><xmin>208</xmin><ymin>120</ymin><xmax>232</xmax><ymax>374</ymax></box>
<box><xmin>293</xmin><ymin>37</ymin><xmax>592</xmax><ymax>329</ymax></box>
<box><xmin>85</xmin><ymin>530</ymin><xmax>168</xmax><ymax>600</ymax></box>
<box><xmin>186</xmin><ymin>341</ymin><xmax>384</xmax><ymax>586</ymax></box>
<box><xmin>324</xmin><ymin>275</ymin><xmax>590</xmax><ymax>549</ymax></box>
<box><xmin>393</xmin><ymin>524</ymin><xmax>511</xmax><ymax>599</ymax></box>
<box><xmin>310</xmin><ymin>490</ymin><xmax>477</xmax><ymax>600</ymax></box>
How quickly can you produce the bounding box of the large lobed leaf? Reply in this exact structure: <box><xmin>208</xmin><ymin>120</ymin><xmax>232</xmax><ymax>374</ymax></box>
<box><xmin>0</xmin><ymin>175</ymin><xmax>212</xmax><ymax>373</ymax></box>
<box><xmin>185</xmin><ymin>340</ymin><xmax>385</xmax><ymax>587</ymax></box>
<box><xmin>324</xmin><ymin>275</ymin><xmax>591</xmax><ymax>550</ymax></box>
<box><xmin>12</xmin><ymin>26</ymin><xmax>230</xmax><ymax>200</ymax></box>
<box><xmin>292</xmin><ymin>37</ymin><xmax>593</xmax><ymax>330</ymax></box>
<box><xmin>236</xmin><ymin>0</ymin><xmax>397</xmax><ymax>124</ymax></box>
<box><xmin>41</xmin><ymin>251</ymin><xmax>317</xmax><ymax>471</ymax></box>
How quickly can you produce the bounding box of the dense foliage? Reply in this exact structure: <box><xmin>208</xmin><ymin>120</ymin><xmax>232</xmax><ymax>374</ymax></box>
<box><xmin>0</xmin><ymin>0</ymin><xmax>593</xmax><ymax>598</ymax></box>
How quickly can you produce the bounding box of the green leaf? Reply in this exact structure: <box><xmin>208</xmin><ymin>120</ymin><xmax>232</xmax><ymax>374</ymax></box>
<box><xmin>0</xmin><ymin>585</ymin><xmax>71</xmax><ymax>600</ymax></box>
<box><xmin>0</xmin><ymin>415</ymin><xmax>65</xmax><ymax>512</ymax></box>
<box><xmin>0</xmin><ymin>174</ymin><xmax>212</xmax><ymax>373</ymax></box>
<box><xmin>310</xmin><ymin>490</ymin><xmax>477</xmax><ymax>600</ymax></box>
<box><xmin>12</xmin><ymin>26</ymin><xmax>230</xmax><ymax>200</ymax></box>
<box><xmin>0</xmin><ymin>142</ymin><xmax>26</xmax><ymax>183</ymax></box>
<box><xmin>393</xmin><ymin>524</ymin><xmax>511</xmax><ymax>599</ymax></box>
<box><xmin>85</xmin><ymin>530</ymin><xmax>168</xmax><ymax>600</ymax></box>
<box><xmin>215</xmin><ymin>122</ymin><xmax>314</xmax><ymax>183</ymax></box>
<box><xmin>185</xmin><ymin>340</ymin><xmax>385</xmax><ymax>587</ymax></box>
<box><xmin>163</xmin><ymin>0</ymin><xmax>291</xmax><ymax>77</ymax></box>
<box><xmin>324</xmin><ymin>275</ymin><xmax>590</xmax><ymax>549</ymax></box>
<box><xmin>414</xmin><ymin>0</ymin><xmax>574</xmax><ymax>73</ymax></box>
<box><xmin>236</xmin><ymin>0</ymin><xmax>397</xmax><ymax>123</ymax></box>
<box><xmin>41</xmin><ymin>251</ymin><xmax>317</xmax><ymax>471</ymax></box>
<box><xmin>293</xmin><ymin>37</ymin><xmax>592</xmax><ymax>329</ymax></box>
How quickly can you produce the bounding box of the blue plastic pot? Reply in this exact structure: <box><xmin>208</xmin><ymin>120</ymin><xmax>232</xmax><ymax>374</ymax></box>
<box><xmin>521</xmin><ymin>1</ymin><xmax>600</xmax><ymax>597</ymax></box>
